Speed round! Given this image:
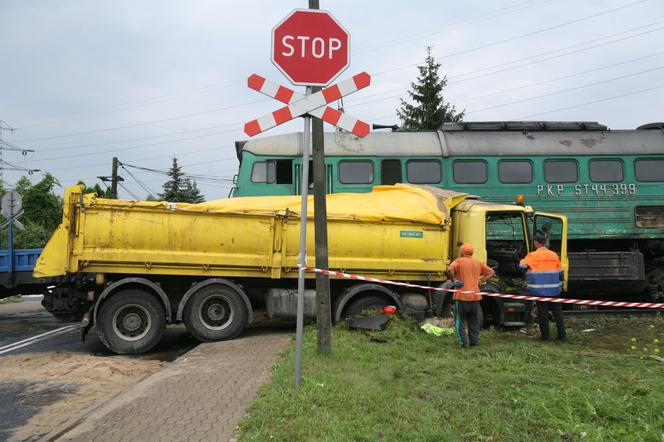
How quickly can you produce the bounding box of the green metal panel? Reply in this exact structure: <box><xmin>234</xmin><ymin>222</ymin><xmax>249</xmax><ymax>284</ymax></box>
<box><xmin>234</xmin><ymin>152</ymin><xmax>664</xmax><ymax>241</ymax></box>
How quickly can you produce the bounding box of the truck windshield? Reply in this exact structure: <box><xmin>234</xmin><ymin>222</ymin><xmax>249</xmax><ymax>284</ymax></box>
<box><xmin>485</xmin><ymin>211</ymin><xmax>527</xmax><ymax>276</ymax></box>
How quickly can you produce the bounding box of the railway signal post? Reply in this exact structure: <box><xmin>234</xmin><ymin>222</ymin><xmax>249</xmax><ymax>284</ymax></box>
<box><xmin>245</xmin><ymin>4</ymin><xmax>370</xmax><ymax>387</ymax></box>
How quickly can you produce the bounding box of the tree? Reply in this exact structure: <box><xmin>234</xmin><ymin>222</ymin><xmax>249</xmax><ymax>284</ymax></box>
<box><xmin>2</xmin><ymin>173</ymin><xmax>64</xmax><ymax>248</ymax></box>
<box><xmin>78</xmin><ymin>181</ymin><xmax>113</xmax><ymax>198</ymax></box>
<box><xmin>159</xmin><ymin>158</ymin><xmax>205</xmax><ymax>203</ymax></box>
<box><xmin>397</xmin><ymin>47</ymin><xmax>464</xmax><ymax>130</ymax></box>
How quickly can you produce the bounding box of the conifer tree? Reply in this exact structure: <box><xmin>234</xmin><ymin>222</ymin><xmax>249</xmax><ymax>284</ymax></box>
<box><xmin>397</xmin><ymin>47</ymin><xmax>464</xmax><ymax>130</ymax></box>
<box><xmin>159</xmin><ymin>158</ymin><xmax>205</xmax><ymax>203</ymax></box>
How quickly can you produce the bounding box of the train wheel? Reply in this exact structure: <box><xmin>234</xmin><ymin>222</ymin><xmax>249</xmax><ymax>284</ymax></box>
<box><xmin>97</xmin><ymin>289</ymin><xmax>166</xmax><ymax>354</ymax></box>
<box><xmin>646</xmin><ymin>268</ymin><xmax>664</xmax><ymax>301</ymax></box>
<box><xmin>183</xmin><ymin>284</ymin><xmax>248</xmax><ymax>342</ymax></box>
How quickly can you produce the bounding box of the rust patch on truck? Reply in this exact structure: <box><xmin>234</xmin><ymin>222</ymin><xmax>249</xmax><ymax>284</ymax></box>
<box><xmin>558</xmin><ymin>139</ymin><xmax>573</xmax><ymax>147</ymax></box>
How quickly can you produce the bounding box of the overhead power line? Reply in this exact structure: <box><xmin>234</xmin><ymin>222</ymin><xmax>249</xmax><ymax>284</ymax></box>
<box><xmin>373</xmin><ymin>0</ymin><xmax>651</xmax><ymax>77</ymax></box>
<box><xmin>516</xmin><ymin>83</ymin><xmax>664</xmax><ymax>119</ymax></box>
<box><xmin>14</xmin><ymin>99</ymin><xmax>265</xmax><ymax>143</ymax></box>
<box><xmin>31</xmin><ymin>125</ymin><xmax>242</xmax><ymax>163</ymax></box>
<box><xmin>13</xmin><ymin>0</ymin><xmax>651</xmax><ymax>143</ymax></box>
<box><xmin>24</xmin><ymin>22</ymin><xmax>664</xmax><ymax>160</ymax></box>
<box><xmin>467</xmin><ymin>65</ymin><xmax>664</xmax><ymax>114</ymax></box>
<box><xmin>120</xmin><ymin>162</ymin><xmax>235</xmax><ymax>182</ymax></box>
<box><xmin>118</xmin><ymin>182</ymin><xmax>141</xmax><ymax>200</ymax></box>
<box><xmin>453</xmin><ymin>50</ymin><xmax>664</xmax><ymax>103</ymax></box>
<box><xmin>120</xmin><ymin>164</ymin><xmax>159</xmax><ymax>197</ymax></box>
<box><xmin>13</xmin><ymin>0</ymin><xmax>549</xmax><ymax>128</ymax></box>
<box><xmin>356</xmin><ymin>0</ymin><xmax>552</xmax><ymax>53</ymax></box>
<box><xmin>346</xmin><ymin>21</ymin><xmax>664</xmax><ymax>108</ymax></box>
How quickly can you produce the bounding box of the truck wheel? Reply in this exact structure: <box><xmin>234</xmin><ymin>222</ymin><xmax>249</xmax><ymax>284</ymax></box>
<box><xmin>344</xmin><ymin>295</ymin><xmax>388</xmax><ymax>318</ymax></box>
<box><xmin>97</xmin><ymin>289</ymin><xmax>166</xmax><ymax>354</ymax></box>
<box><xmin>183</xmin><ymin>285</ymin><xmax>248</xmax><ymax>342</ymax></box>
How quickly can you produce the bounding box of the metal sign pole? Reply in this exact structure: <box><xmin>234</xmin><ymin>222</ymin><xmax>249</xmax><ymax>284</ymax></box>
<box><xmin>294</xmin><ymin>86</ymin><xmax>312</xmax><ymax>389</ymax></box>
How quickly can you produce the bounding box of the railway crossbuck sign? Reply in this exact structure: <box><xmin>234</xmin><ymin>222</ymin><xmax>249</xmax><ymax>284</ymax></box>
<box><xmin>244</xmin><ymin>72</ymin><xmax>371</xmax><ymax>137</ymax></box>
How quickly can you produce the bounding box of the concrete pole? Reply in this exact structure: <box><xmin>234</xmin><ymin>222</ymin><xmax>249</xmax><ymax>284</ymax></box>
<box><xmin>309</xmin><ymin>0</ymin><xmax>332</xmax><ymax>355</ymax></box>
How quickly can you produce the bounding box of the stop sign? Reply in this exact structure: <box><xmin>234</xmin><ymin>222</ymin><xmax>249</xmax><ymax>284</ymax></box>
<box><xmin>272</xmin><ymin>9</ymin><xmax>350</xmax><ymax>87</ymax></box>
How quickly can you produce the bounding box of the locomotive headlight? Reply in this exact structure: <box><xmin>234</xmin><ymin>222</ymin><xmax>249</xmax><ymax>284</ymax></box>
<box><xmin>515</xmin><ymin>194</ymin><xmax>525</xmax><ymax>206</ymax></box>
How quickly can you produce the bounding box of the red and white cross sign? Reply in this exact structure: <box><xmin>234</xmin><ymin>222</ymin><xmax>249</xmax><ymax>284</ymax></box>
<box><xmin>244</xmin><ymin>72</ymin><xmax>371</xmax><ymax>138</ymax></box>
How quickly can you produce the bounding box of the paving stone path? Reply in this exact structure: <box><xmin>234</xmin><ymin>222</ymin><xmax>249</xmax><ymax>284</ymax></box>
<box><xmin>58</xmin><ymin>329</ymin><xmax>291</xmax><ymax>442</ymax></box>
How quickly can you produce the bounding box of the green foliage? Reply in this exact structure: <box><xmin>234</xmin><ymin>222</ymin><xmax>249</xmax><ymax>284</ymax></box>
<box><xmin>240</xmin><ymin>316</ymin><xmax>664</xmax><ymax>441</ymax></box>
<box><xmin>77</xmin><ymin>181</ymin><xmax>113</xmax><ymax>198</ymax></box>
<box><xmin>397</xmin><ymin>47</ymin><xmax>464</xmax><ymax>130</ymax></box>
<box><xmin>2</xmin><ymin>173</ymin><xmax>63</xmax><ymax>249</ymax></box>
<box><xmin>159</xmin><ymin>158</ymin><xmax>205</xmax><ymax>203</ymax></box>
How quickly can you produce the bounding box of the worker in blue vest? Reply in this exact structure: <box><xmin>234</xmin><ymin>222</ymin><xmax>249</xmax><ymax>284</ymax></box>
<box><xmin>520</xmin><ymin>232</ymin><xmax>566</xmax><ymax>341</ymax></box>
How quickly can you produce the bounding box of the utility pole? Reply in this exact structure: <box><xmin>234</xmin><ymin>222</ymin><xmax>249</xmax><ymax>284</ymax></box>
<box><xmin>309</xmin><ymin>0</ymin><xmax>333</xmax><ymax>353</ymax></box>
<box><xmin>0</xmin><ymin>121</ymin><xmax>37</xmax><ymax>187</ymax></box>
<box><xmin>111</xmin><ymin>157</ymin><xmax>119</xmax><ymax>199</ymax></box>
<box><xmin>0</xmin><ymin>121</ymin><xmax>14</xmax><ymax>187</ymax></box>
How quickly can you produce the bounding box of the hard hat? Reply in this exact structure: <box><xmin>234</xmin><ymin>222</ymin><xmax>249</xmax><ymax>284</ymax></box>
<box><xmin>460</xmin><ymin>243</ymin><xmax>474</xmax><ymax>256</ymax></box>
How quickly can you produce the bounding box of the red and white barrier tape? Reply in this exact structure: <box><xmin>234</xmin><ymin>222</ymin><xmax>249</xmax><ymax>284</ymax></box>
<box><xmin>299</xmin><ymin>265</ymin><xmax>664</xmax><ymax>309</ymax></box>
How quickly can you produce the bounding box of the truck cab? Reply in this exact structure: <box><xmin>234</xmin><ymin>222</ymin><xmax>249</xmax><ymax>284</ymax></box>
<box><xmin>449</xmin><ymin>198</ymin><xmax>568</xmax><ymax>326</ymax></box>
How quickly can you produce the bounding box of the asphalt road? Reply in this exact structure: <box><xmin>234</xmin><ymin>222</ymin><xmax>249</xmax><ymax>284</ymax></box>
<box><xmin>0</xmin><ymin>296</ymin><xmax>199</xmax><ymax>442</ymax></box>
<box><xmin>0</xmin><ymin>296</ymin><xmax>198</xmax><ymax>360</ymax></box>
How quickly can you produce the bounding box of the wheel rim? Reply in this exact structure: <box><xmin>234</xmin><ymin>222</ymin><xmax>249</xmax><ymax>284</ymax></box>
<box><xmin>198</xmin><ymin>294</ymin><xmax>234</xmax><ymax>330</ymax></box>
<box><xmin>112</xmin><ymin>304</ymin><xmax>151</xmax><ymax>342</ymax></box>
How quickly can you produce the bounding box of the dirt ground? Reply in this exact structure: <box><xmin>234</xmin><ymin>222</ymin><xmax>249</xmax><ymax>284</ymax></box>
<box><xmin>1</xmin><ymin>351</ymin><xmax>166</xmax><ymax>441</ymax></box>
<box><xmin>0</xmin><ymin>297</ymin><xmax>44</xmax><ymax>315</ymax></box>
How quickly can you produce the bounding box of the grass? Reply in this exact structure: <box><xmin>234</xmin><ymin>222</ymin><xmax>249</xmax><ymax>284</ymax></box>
<box><xmin>0</xmin><ymin>295</ymin><xmax>21</xmax><ymax>304</ymax></box>
<box><xmin>239</xmin><ymin>315</ymin><xmax>664</xmax><ymax>441</ymax></box>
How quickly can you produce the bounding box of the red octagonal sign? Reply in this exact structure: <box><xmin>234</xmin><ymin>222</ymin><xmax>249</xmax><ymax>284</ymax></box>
<box><xmin>272</xmin><ymin>9</ymin><xmax>350</xmax><ymax>87</ymax></box>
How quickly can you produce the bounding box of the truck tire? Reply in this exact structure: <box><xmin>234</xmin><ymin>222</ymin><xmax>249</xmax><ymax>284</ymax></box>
<box><xmin>97</xmin><ymin>289</ymin><xmax>166</xmax><ymax>354</ymax></box>
<box><xmin>183</xmin><ymin>284</ymin><xmax>248</xmax><ymax>342</ymax></box>
<box><xmin>343</xmin><ymin>295</ymin><xmax>389</xmax><ymax>318</ymax></box>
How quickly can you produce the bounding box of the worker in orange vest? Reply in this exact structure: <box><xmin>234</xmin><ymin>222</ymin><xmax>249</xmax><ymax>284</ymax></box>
<box><xmin>447</xmin><ymin>243</ymin><xmax>495</xmax><ymax>348</ymax></box>
<box><xmin>520</xmin><ymin>232</ymin><xmax>566</xmax><ymax>341</ymax></box>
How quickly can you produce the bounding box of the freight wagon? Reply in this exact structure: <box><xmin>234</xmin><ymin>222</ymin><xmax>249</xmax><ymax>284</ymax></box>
<box><xmin>230</xmin><ymin>121</ymin><xmax>664</xmax><ymax>299</ymax></box>
<box><xmin>35</xmin><ymin>184</ymin><xmax>567</xmax><ymax>353</ymax></box>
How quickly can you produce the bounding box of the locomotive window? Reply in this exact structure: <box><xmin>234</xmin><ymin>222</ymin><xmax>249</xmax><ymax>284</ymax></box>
<box><xmin>635</xmin><ymin>159</ymin><xmax>664</xmax><ymax>182</ymax></box>
<box><xmin>339</xmin><ymin>161</ymin><xmax>374</xmax><ymax>184</ymax></box>
<box><xmin>381</xmin><ymin>160</ymin><xmax>402</xmax><ymax>185</ymax></box>
<box><xmin>407</xmin><ymin>160</ymin><xmax>441</xmax><ymax>184</ymax></box>
<box><xmin>499</xmin><ymin>160</ymin><xmax>532</xmax><ymax>184</ymax></box>
<box><xmin>453</xmin><ymin>161</ymin><xmax>487</xmax><ymax>184</ymax></box>
<box><xmin>251</xmin><ymin>161</ymin><xmax>276</xmax><ymax>183</ymax></box>
<box><xmin>589</xmin><ymin>159</ymin><xmax>623</xmax><ymax>182</ymax></box>
<box><xmin>544</xmin><ymin>160</ymin><xmax>577</xmax><ymax>183</ymax></box>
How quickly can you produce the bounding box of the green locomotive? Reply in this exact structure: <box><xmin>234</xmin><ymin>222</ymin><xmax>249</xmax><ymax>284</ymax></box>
<box><xmin>230</xmin><ymin>121</ymin><xmax>664</xmax><ymax>300</ymax></box>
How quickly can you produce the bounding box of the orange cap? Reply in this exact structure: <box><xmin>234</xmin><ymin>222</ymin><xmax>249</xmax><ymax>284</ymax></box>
<box><xmin>460</xmin><ymin>243</ymin><xmax>474</xmax><ymax>256</ymax></box>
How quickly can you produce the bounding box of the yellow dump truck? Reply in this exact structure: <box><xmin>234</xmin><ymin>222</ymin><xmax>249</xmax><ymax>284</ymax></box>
<box><xmin>35</xmin><ymin>184</ymin><xmax>567</xmax><ymax>354</ymax></box>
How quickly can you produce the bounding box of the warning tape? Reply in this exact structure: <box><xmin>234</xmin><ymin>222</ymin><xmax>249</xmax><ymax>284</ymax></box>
<box><xmin>300</xmin><ymin>265</ymin><xmax>664</xmax><ymax>309</ymax></box>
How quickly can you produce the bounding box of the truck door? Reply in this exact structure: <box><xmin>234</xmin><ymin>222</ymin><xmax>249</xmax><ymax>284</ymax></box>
<box><xmin>532</xmin><ymin>213</ymin><xmax>569</xmax><ymax>290</ymax></box>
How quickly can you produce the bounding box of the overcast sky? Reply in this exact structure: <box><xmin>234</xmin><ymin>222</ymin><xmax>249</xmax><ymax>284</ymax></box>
<box><xmin>1</xmin><ymin>0</ymin><xmax>662</xmax><ymax>200</ymax></box>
